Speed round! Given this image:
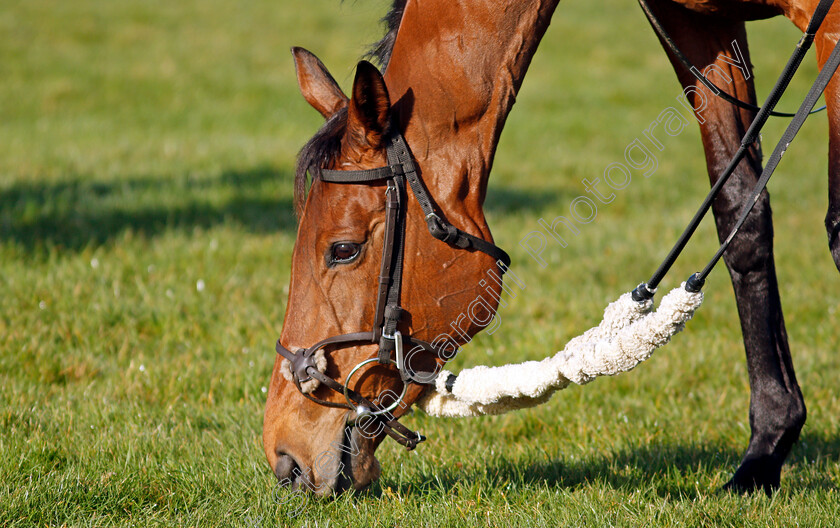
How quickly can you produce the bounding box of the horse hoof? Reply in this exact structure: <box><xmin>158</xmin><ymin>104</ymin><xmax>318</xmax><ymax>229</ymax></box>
<box><xmin>722</xmin><ymin>457</ymin><xmax>782</xmax><ymax>497</ymax></box>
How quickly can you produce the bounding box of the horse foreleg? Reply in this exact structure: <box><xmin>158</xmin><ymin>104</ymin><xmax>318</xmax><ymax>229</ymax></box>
<box><xmin>816</xmin><ymin>25</ymin><xmax>840</xmax><ymax>272</ymax></box>
<box><xmin>646</xmin><ymin>0</ymin><xmax>806</xmax><ymax>494</ymax></box>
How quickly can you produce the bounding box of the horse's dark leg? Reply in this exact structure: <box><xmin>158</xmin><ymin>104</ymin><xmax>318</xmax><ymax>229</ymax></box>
<box><xmin>644</xmin><ymin>1</ymin><xmax>805</xmax><ymax>494</ymax></box>
<box><xmin>816</xmin><ymin>29</ymin><xmax>840</xmax><ymax>272</ymax></box>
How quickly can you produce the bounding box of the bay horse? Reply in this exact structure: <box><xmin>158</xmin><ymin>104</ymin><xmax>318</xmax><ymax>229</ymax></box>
<box><xmin>264</xmin><ymin>0</ymin><xmax>840</xmax><ymax>495</ymax></box>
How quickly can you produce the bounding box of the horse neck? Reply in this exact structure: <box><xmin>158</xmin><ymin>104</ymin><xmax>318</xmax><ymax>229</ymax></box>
<box><xmin>383</xmin><ymin>0</ymin><xmax>560</xmax><ymax>211</ymax></box>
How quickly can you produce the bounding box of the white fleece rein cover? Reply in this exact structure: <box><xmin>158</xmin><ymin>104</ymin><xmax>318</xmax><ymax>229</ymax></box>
<box><xmin>417</xmin><ymin>284</ymin><xmax>703</xmax><ymax>418</ymax></box>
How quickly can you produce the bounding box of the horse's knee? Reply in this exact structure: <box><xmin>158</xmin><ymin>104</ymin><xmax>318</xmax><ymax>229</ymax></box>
<box><xmin>717</xmin><ymin>194</ymin><xmax>775</xmax><ymax>280</ymax></box>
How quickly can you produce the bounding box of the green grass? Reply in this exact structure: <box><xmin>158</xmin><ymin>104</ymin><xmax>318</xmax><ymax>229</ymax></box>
<box><xmin>2</xmin><ymin>0</ymin><xmax>840</xmax><ymax>526</ymax></box>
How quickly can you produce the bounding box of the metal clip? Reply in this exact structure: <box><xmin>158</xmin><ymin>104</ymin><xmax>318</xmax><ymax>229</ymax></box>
<box><xmin>393</xmin><ymin>330</ymin><xmax>404</xmax><ymax>372</ymax></box>
<box><xmin>381</xmin><ymin>329</ymin><xmax>404</xmax><ymax>369</ymax></box>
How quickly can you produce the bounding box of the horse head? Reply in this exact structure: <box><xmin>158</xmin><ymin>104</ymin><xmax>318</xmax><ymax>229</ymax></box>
<box><xmin>263</xmin><ymin>48</ymin><xmax>506</xmax><ymax>494</ymax></box>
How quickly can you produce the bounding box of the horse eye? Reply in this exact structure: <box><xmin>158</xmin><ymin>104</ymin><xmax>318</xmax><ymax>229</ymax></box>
<box><xmin>329</xmin><ymin>242</ymin><xmax>361</xmax><ymax>265</ymax></box>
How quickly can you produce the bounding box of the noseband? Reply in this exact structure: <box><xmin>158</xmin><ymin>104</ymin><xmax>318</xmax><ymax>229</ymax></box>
<box><xmin>276</xmin><ymin>127</ymin><xmax>510</xmax><ymax>450</ymax></box>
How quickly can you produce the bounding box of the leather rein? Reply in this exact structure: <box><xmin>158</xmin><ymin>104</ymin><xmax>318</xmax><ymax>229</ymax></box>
<box><xmin>276</xmin><ymin>127</ymin><xmax>510</xmax><ymax>450</ymax></box>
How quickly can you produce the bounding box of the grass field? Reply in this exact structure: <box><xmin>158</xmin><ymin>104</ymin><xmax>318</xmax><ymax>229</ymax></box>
<box><xmin>2</xmin><ymin>0</ymin><xmax>840</xmax><ymax>526</ymax></box>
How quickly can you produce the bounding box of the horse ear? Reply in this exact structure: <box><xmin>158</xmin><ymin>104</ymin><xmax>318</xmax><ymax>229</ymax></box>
<box><xmin>292</xmin><ymin>47</ymin><xmax>349</xmax><ymax>119</ymax></box>
<box><xmin>346</xmin><ymin>61</ymin><xmax>391</xmax><ymax>149</ymax></box>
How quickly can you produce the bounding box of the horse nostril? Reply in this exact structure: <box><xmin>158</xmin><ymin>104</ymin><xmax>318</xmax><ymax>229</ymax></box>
<box><xmin>274</xmin><ymin>452</ymin><xmax>298</xmax><ymax>483</ymax></box>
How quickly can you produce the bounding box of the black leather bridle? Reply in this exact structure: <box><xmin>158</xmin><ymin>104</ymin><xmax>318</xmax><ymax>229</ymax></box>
<box><xmin>276</xmin><ymin>127</ymin><xmax>510</xmax><ymax>450</ymax></box>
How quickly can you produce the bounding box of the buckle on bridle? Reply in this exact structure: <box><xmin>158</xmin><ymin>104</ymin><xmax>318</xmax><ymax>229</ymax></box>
<box><xmin>425</xmin><ymin>212</ymin><xmax>459</xmax><ymax>244</ymax></box>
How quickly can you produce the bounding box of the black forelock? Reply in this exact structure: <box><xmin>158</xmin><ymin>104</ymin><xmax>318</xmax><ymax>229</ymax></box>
<box><xmin>294</xmin><ymin>107</ymin><xmax>348</xmax><ymax>217</ymax></box>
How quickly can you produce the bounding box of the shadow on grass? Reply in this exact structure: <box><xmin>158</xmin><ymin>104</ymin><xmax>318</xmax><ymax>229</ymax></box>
<box><xmin>0</xmin><ymin>165</ymin><xmax>297</xmax><ymax>252</ymax></box>
<box><xmin>784</xmin><ymin>430</ymin><xmax>840</xmax><ymax>490</ymax></box>
<box><xmin>483</xmin><ymin>184</ymin><xmax>564</xmax><ymax>215</ymax></box>
<box><xmin>1</xmin><ymin>170</ymin><xmax>559</xmax><ymax>253</ymax></box>
<box><xmin>378</xmin><ymin>442</ymin><xmax>740</xmax><ymax>499</ymax></box>
<box><xmin>379</xmin><ymin>431</ymin><xmax>840</xmax><ymax>498</ymax></box>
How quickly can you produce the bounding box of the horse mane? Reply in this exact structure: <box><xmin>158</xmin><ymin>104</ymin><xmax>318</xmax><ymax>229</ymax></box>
<box><xmin>293</xmin><ymin>0</ymin><xmax>406</xmax><ymax>217</ymax></box>
<box><xmin>366</xmin><ymin>0</ymin><xmax>407</xmax><ymax>69</ymax></box>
